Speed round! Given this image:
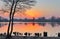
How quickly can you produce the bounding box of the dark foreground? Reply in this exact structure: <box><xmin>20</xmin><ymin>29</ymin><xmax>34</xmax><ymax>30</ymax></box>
<box><xmin>0</xmin><ymin>36</ymin><xmax>60</xmax><ymax>39</ymax></box>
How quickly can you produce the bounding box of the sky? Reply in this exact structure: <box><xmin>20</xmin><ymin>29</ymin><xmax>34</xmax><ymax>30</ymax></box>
<box><xmin>0</xmin><ymin>0</ymin><xmax>60</xmax><ymax>18</ymax></box>
<box><xmin>37</xmin><ymin>0</ymin><xmax>60</xmax><ymax>17</ymax></box>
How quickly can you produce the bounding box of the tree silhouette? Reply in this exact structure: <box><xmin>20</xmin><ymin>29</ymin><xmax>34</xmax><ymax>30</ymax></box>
<box><xmin>0</xmin><ymin>0</ymin><xmax>36</xmax><ymax>39</ymax></box>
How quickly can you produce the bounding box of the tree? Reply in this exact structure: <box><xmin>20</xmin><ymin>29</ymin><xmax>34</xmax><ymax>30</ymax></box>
<box><xmin>0</xmin><ymin>0</ymin><xmax>36</xmax><ymax>39</ymax></box>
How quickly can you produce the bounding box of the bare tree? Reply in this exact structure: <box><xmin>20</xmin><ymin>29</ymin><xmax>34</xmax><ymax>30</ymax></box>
<box><xmin>0</xmin><ymin>0</ymin><xmax>36</xmax><ymax>39</ymax></box>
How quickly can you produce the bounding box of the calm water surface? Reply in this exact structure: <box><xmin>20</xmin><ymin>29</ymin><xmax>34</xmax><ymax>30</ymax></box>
<box><xmin>0</xmin><ymin>22</ymin><xmax>60</xmax><ymax>37</ymax></box>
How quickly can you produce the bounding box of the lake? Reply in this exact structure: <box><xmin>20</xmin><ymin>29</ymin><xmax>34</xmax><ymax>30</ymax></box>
<box><xmin>0</xmin><ymin>22</ymin><xmax>60</xmax><ymax>37</ymax></box>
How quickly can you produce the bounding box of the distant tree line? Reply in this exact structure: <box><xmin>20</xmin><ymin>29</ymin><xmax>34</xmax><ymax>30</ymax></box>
<box><xmin>0</xmin><ymin>16</ymin><xmax>60</xmax><ymax>22</ymax></box>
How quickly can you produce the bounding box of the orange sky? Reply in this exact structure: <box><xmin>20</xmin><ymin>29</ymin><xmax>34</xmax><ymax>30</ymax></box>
<box><xmin>0</xmin><ymin>8</ymin><xmax>43</xmax><ymax>19</ymax></box>
<box><xmin>14</xmin><ymin>8</ymin><xmax>43</xmax><ymax>18</ymax></box>
<box><xmin>25</xmin><ymin>9</ymin><xmax>42</xmax><ymax>18</ymax></box>
<box><xmin>0</xmin><ymin>0</ymin><xmax>60</xmax><ymax>18</ymax></box>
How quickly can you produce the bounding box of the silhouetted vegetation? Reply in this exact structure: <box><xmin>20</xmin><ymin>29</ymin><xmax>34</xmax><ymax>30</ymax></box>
<box><xmin>0</xmin><ymin>16</ymin><xmax>60</xmax><ymax>22</ymax></box>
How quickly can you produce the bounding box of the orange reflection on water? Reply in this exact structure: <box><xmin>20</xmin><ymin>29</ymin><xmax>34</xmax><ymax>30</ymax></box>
<box><xmin>0</xmin><ymin>23</ymin><xmax>44</xmax><ymax>33</ymax></box>
<box><xmin>13</xmin><ymin>24</ymin><xmax>44</xmax><ymax>33</ymax></box>
<box><xmin>0</xmin><ymin>22</ymin><xmax>60</xmax><ymax>37</ymax></box>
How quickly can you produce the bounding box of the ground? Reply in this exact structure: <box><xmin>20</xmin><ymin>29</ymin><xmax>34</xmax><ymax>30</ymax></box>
<box><xmin>0</xmin><ymin>36</ymin><xmax>60</xmax><ymax>39</ymax></box>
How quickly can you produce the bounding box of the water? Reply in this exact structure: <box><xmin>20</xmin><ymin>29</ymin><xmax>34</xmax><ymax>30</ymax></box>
<box><xmin>0</xmin><ymin>22</ymin><xmax>60</xmax><ymax>37</ymax></box>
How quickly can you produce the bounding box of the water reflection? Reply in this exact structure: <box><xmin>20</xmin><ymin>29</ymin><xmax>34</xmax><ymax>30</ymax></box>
<box><xmin>0</xmin><ymin>22</ymin><xmax>60</xmax><ymax>27</ymax></box>
<box><xmin>0</xmin><ymin>22</ymin><xmax>7</xmax><ymax>27</ymax></box>
<box><xmin>0</xmin><ymin>22</ymin><xmax>60</xmax><ymax>37</ymax></box>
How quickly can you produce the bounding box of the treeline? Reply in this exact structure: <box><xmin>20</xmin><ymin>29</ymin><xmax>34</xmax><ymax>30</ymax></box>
<box><xmin>0</xmin><ymin>16</ymin><xmax>60</xmax><ymax>22</ymax></box>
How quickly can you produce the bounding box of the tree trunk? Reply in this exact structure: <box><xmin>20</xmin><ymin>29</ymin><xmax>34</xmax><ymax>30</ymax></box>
<box><xmin>9</xmin><ymin>0</ymin><xmax>18</xmax><ymax>37</ymax></box>
<box><xmin>6</xmin><ymin>0</ymin><xmax>19</xmax><ymax>39</ymax></box>
<box><xmin>6</xmin><ymin>0</ymin><xmax>15</xmax><ymax>39</ymax></box>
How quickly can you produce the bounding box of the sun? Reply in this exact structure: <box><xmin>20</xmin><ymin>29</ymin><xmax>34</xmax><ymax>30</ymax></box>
<box><xmin>25</xmin><ymin>9</ymin><xmax>42</xmax><ymax>18</ymax></box>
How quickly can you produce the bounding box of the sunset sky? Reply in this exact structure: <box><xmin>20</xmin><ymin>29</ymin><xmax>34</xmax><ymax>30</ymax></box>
<box><xmin>0</xmin><ymin>0</ymin><xmax>60</xmax><ymax>18</ymax></box>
